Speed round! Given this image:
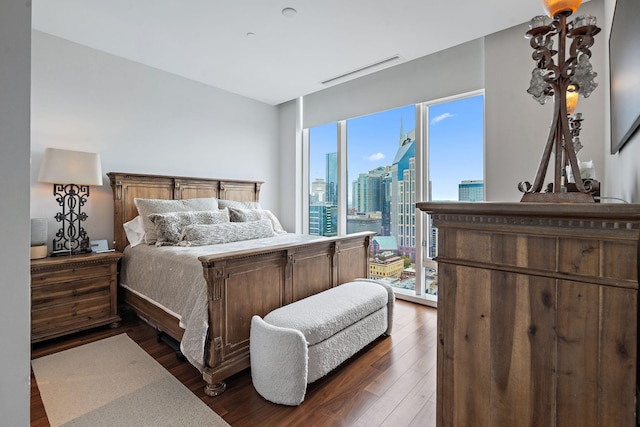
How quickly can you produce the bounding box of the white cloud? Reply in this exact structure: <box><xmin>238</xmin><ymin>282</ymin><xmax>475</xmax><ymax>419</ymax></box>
<box><xmin>431</xmin><ymin>112</ymin><xmax>454</xmax><ymax>124</ymax></box>
<box><xmin>367</xmin><ymin>152</ymin><xmax>385</xmax><ymax>161</ymax></box>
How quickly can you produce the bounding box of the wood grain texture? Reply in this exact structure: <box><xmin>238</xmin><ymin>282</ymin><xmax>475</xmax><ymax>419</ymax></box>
<box><xmin>31</xmin><ymin>300</ymin><xmax>436</xmax><ymax>427</ymax></box>
<box><xmin>598</xmin><ymin>286</ymin><xmax>637</xmax><ymax>425</ymax></box>
<box><xmin>527</xmin><ymin>275</ymin><xmax>556</xmax><ymax>427</ymax></box>
<box><xmin>418</xmin><ymin>201</ymin><xmax>640</xmax><ymax>427</ymax></box>
<box><xmin>556</xmin><ymin>280</ymin><xmax>599</xmax><ymax>426</ymax></box>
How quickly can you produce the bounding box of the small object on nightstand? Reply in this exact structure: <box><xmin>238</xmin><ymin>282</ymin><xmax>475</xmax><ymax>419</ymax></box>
<box><xmin>90</xmin><ymin>239</ymin><xmax>110</xmax><ymax>253</ymax></box>
<box><xmin>30</xmin><ymin>218</ymin><xmax>48</xmax><ymax>260</ymax></box>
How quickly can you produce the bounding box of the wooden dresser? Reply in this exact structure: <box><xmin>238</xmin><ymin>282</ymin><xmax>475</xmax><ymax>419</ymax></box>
<box><xmin>416</xmin><ymin>202</ymin><xmax>640</xmax><ymax>427</ymax></box>
<box><xmin>31</xmin><ymin>251</ymin><xmax>123</xmax><ymax>343</ymax></box>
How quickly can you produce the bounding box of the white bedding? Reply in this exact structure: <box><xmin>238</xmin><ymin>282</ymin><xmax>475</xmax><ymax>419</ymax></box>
<box><xmin>120</xmin><ymin>233</ymin><xmax>328</xmax><ymax>371</ymax></box>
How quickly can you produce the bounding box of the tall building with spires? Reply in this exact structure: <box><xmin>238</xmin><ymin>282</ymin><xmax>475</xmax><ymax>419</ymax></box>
<box><xmin>390</xmin><ymin>129</ymin><xmax>416</xmax><ymax>261</ymax></box>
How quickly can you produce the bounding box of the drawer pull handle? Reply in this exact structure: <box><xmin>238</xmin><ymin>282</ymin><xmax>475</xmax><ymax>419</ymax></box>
<box><xmin>71</xmin><ymin>311</ymin><xmax>77</xmax><ymax>317</ymax></box>
<box><xmin>72</xmin><ymin>289</ymin><xmax>78</xmax><ymax>296</ymax></box>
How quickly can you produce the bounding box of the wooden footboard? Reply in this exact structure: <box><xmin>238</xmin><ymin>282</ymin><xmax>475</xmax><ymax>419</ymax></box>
<box><xmin>199</xmin><ymin>232</ymin><xmax>373</xmax><ymax>394</ymax></box>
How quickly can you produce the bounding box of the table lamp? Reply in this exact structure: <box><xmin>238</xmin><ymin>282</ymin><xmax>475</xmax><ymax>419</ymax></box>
<box><xmin>38</xmin><ymin>147</ymin><xmax>103</xmax><ymax>255</ymax></box>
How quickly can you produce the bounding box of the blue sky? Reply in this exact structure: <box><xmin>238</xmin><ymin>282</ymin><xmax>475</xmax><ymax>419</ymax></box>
<box><xmin>309</xmin><ymin>94</ymin><xmax>484</xmax><ymax>202</ymax></box>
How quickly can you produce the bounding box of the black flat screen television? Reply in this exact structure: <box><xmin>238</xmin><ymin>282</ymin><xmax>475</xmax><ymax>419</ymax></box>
<box><xmin>609</xmin><ymin>0</ymin><xmax>640</xmax><ymax>154</ymax></box>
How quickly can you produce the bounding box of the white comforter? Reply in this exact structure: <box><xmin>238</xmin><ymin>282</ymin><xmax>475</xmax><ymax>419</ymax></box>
<box><xmin>120</xmin><ymin>233</ymin><xmax>328</xmax><ymax>371</ymax></box>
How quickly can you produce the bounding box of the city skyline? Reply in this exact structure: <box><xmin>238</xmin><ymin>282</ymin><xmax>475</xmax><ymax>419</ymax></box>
<box><xmin>309</xmin><ymin>94</ymin><xmax>484</xmax><ymax>202</ymax></box>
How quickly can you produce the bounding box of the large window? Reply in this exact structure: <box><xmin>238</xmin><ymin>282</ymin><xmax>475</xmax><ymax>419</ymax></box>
<box><xmin>306</xmin><ymin>92</ymin><xmax>484</xmax><ymax>304</ymax></box>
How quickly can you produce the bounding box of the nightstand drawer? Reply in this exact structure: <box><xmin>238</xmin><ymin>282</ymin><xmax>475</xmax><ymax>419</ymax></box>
<box><xmin>32</xmin><ymin>276</ymin><xmax>110</xmax><ymax>308</ymax></box>
<box><xmin>31</xmin><ymin>262</ymin><xmax>111</xmax><ymax>286</ymax></box>
<box><xmin>31</xmin><ymin>293</ymin><xmax>111</xmax><ymax>336</ymax></box>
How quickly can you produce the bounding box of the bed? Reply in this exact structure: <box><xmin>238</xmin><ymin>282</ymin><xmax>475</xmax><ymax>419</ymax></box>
<box><xmin>107</xmin><ymin>172</ymin><xmax>374</xmax><ymax>396</ymax></box>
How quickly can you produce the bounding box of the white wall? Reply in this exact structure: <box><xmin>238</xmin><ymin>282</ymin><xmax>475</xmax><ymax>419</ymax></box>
<box><xmin>278</xmin><ymin>99</ymin><xmax>303</xmax><ymax>233</ymax></box>
<box><xmin>31</xmin><ymin>31</ymin><xmax>282</xmax><ymax>248</ymax></box>
<box><xmin>603</xmin><ymin>0</ymin><xmax>640</xmax><ymax>203</ymax></box>
<box><xmin>0</xmin><ymin>1</ymin><xmax>31</xmax><ymax>425</ymax></box>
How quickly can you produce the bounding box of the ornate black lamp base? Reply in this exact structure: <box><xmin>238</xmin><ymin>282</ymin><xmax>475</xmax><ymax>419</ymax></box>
<box><xmin>51</xmin><ymin>183</ymin><xmax>93</xmax><ymax>256</ymax></box>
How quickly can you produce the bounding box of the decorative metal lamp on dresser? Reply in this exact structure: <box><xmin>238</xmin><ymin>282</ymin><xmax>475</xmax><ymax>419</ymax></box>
<box><xmin>416</xmin><ymin>202</ymin><xmax>640</xmax><ymax>426</ymax></box>
<box><xmin>30</xmin><ymin>251</ymin><xmax>123</xmax><ymax>343</ymax></box>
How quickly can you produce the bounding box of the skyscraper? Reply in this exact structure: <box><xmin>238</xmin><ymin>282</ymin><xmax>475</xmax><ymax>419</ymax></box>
<box><xmin>325</xmin><ymin>152</ymin><xmax>338</xmax><ymax>206</ymax></box>
<box><xmin>352</xmin><ymin>166</ymin><xmax>388</xmax><ymax>214</ymax></box>
<box><xmin>309</xmin><ymin>204</ymin><xmax>337</xmax><ymax>236</ymax></box>
<box><xmin>310</xmin><ymin>178</ymin><xmax>326</xmax><ymax>203</ymax></box>
<box><xmin>390</xmin><ymin>130</ymin><xmax>416</xmax><ymax>261</ymax></box>
<box><xmin>458</xmin><ymin>180</ymin><xmax>484</xmax><ymax>201</ymax></box>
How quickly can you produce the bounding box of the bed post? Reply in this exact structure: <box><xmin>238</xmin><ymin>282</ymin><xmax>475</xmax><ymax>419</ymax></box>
<box><xmin>109</xmin><ymin>176</ymin><xmax>126</xmax><ymax>253</ymax></box>
<box><xmin>202</xmin><ymin>263</ymin><xmax>227</xmax><ymax>397</ymax></box>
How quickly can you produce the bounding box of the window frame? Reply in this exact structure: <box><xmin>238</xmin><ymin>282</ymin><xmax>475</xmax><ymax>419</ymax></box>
<box><xmin>303</xmin><ymin>89</ymin><xmax>485</xmax><ymax>306</ymax></box>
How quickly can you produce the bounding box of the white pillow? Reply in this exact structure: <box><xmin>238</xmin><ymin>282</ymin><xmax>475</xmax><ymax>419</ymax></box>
<box><xmin>217</xmin><ymin>199</ymin><xmax>261</xmax><ymax>210</ymax></box>
<box><xmin>228</xmin><ymin>207</ymin><xmax>287</xmax><ymax>234</ymax></box>
<box><xmin>123</xmin><ymin>216</ymin><xmax>145</xmax><ymax>248</ymax></box>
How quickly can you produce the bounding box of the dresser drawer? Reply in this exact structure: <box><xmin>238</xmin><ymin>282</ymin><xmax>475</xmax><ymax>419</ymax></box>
<box><xmin>31</xmin><ymin>262</ymin><xmax>112</xmax><ymax>286</ymax></box>
<box><xmin>31</xmin><ymin>292</ymin><xmax>111</xmax><ymax>337</ymax></box>
<box><xmin>32</xmin><ymin>276</ymin><xmax>111</xmax><ymax>308</ymax></box>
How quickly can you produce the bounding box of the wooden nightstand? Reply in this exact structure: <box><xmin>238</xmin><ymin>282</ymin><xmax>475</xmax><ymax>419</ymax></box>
<box><xmin>31</xmin><ymin>251</ymin><xmax>123</xmax><ymax>343</ymax></box>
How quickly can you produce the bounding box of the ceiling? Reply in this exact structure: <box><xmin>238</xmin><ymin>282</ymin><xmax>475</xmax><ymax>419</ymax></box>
<box><xmin>32</xmin><ymin>0</ymin><xmax>550</xmax><ymax>106</ymax></box>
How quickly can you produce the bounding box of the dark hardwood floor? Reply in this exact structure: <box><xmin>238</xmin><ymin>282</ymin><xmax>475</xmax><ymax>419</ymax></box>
<box><xmin>31</xmin><ymin>299</ymin><xmax>437</xmax><ymax>427</ymax></box>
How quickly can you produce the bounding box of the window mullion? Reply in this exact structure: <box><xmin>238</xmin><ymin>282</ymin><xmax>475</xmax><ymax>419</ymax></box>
<box><xmin>415</xmin><ymin>103</ymin><xmax>427</xmax><ymax>299</ymax></box>
<box><xmin>337</xmin><ymin>120</ymin><xmax>347</xmax><ymax>236</ymax></box>
<box><xmin>301</xmin><ymin>127</ymin><xmax>310</xmax><ymax>234</ymax></box>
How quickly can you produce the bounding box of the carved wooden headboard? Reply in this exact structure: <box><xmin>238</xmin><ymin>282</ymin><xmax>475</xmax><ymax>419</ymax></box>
<box><xmin>107</xmin><ymin>172</ymin><xmax>263</xmax><ymax>252</ymax></box>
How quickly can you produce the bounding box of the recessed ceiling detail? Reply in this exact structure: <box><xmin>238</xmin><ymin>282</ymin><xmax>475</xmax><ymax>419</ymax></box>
<box><xmin>321</xmin><ymin>55</ymin><xmax>402</xmax><ymax>86</ymax></box>
<box><xmin>281</xmin><ymin>7</ymin><xmax>297</xmax><ymax>17</ymax></box>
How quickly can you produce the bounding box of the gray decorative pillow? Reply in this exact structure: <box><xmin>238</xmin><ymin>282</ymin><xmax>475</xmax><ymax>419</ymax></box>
<box><xmin>149</xmin><ymin>209</ymin><xmax>230</xmax><ymax>246</ymax></box>
<box><xmin>134</xmin><ymin>197</ymin><xmax>219</xmax><ymax>245</ymax></box>
<box><xmin>228</xmin><ymin>207</ymin><xmax>287</xmax><ymax>234</ymax></box>
<box><xmin>179</xmin><ymin>219</ymin><xmax>275</xmax><ymax>246</ymax></box>
<box><xmin>217</xmin><ymin>199</ymin><xmax>261</xmax><ymax>210</ymax></box>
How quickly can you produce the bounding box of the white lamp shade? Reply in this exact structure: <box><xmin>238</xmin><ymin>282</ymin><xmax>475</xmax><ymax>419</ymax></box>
<box><xmin>38</xmin><ymin>148</ymin><xmax>103</xmax><ymax>186</ymax></box>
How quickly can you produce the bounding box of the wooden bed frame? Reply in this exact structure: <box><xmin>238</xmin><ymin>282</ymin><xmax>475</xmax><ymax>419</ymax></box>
<box><xmin>107</xmin><ymin>172</ymin><xmax>374</xmax><ymax>396</ymax></box>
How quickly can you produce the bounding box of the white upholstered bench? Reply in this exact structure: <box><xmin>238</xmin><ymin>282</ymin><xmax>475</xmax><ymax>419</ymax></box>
<box><xmin>250</xmin><ymin>279</ymin><xmax>394</xmax><ymax>405</ymax></box>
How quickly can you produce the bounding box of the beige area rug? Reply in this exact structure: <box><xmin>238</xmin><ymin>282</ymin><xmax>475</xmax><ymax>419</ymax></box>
<box><xmin>31</xmin><ymin>334</ymin><xmax>229</xmax><ymax>427</ymax></box>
